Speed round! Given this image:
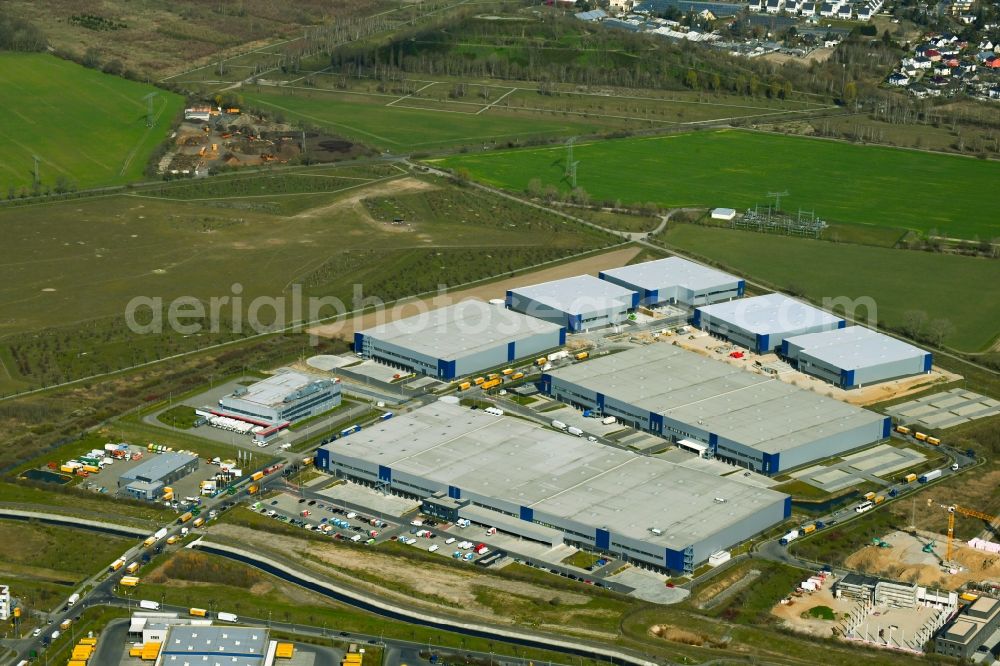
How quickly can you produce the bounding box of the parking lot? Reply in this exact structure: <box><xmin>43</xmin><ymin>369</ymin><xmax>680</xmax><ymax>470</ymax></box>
<box><xmin>256</xmin><ymin>492</ymin><xmax>396</xmax><ymax>544</ymax></box>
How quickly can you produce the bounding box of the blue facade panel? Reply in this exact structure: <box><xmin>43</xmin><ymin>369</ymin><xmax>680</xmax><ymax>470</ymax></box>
<box><xmin>507</xmin><ymin>341</ymin><xmax>516</xmax><ymax>362</ymax></box>
<box><xmin>572</xmin><ymin>313</ymin><xmax>583</xmax><ymax>332</ymax></box>
<box><xmin>596</xmin><ymin>392</ymin><xmax>605</xmax><ymax>411</ymax></box>
<box><xmin>737</xmin><ymin>280</ymin><xmax>746</xmax><ymax>297</ymax></box>
<box><xmin>505</xmin><ymin>290</ymin><xmax>512</xmax><ymax>307</ymax></box>
<box><xmin>923</xmin><ymin>353</ymin><xmax>933</xmax><ymax>372</ymax></box>
<box><xmin>692</xmin><ymin>309</ymin><xmax>702</xmax><ymax>328</ymax></box>
<box><xmin>520</xmin><ymin>506</ymin><xmax>534</xmax><ymax>522</ymax></box>
<box><xmin>783</xmin><ymin>496</ymin><xmax>792</xmax><ymax>518</ymax></box>
<box><xmin>755</xmin><ymin>333</ymin><xmax>770</xmax><ymax>353</ymax></box>
<box><xmin>437</xmin><ymin>358</ymin><xmax>457</xmax><ymax>380</ymax></box>
<box><xmin>354</xmin><ymin>332</ymin><xmax>365</xmax><ymax>353</ymax></box>
<box><xmin>649</xmin><ymin>412</ymin><xmax>664</xmax><ymax>434</ymax></box>
<box><xmin>708</xmin><ymin>432</ymin><xmax>719</xmax><ymax>453</ymax></box>
<box><xmin>539</xmin><ymin>373</ymin><xmax>552</xmax><ymax>394</ymax></box>
<box><xmin>559</xmin><ymin>327</ymin><xmax>567</xmax><ymax>345</ymax></box>
<box><xmin>882</xmin><ymin>417</ymin><xmax>891</xmax><ymax>439</ymax></box>
<box><xmin>378</xmin><ymin>465</ymin><xmax>392</xmax><ymax>483</ymax></box>
<box><xmin>665</xmin><ymin>548</ymin><xmax>686</xmax><ymax>572</ymax></box>
<box><xmin>448</xmin><ymin>485</ymin><xmax>462</xmax><ymax>500</ymax></box>
<box><xmin>838</xmin><ymin>319</ymin><xmax>847</xmax><ymax>329</ymax></box>
<box><xmin>631</xmin><ymin>292</ymin><xmax>640</xmax><ymax>308</ymax></box>
<box><xmin>315</xmin><ymin>447</ymin><xmax>329</xmax><ymax>470</ymax></box>
<box><xmin>762</xmin><ymin>451</ymin><xmax>780</xmax><ymax>474</ymax></box>
<box><xmin>595</xmin><ymin>528</ymin><xmax>611</xmax><ymax>550</ymax></box>
<box><xmin>781</xmin><ymin>340</ymin><xmax>790</xmax><ymax>357</ymax></box>
<box><xmin>841</xmin><ymin>368</ymin><xmax>855</xmax><ymax>388</ymax></box>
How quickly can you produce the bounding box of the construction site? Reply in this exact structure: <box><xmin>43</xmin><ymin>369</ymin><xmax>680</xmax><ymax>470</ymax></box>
<box><xmin>159</xmin><ymin>106</ymin><xmax>371</xmax><ymax>176</ymax></box>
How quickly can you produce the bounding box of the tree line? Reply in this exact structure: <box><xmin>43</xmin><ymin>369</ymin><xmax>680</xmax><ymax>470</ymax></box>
<box><xmin>0</xmin><ymin>11</ymin><xmax>45</xmax><ymax>52</ymax></box>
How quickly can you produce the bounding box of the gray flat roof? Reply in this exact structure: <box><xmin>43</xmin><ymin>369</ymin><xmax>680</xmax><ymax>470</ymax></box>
<box><xmin>601</xmin><ymin>257</ymin><xmax>740</xmax><ymax>293</ymax></box>
<box><xmin>359</xmin><ymin>300</ymin><xmax>562</xmax><ymax>359</ymax></box>
<box><xmin>509</xmin><ymin>275</ymin><xmax>636</xmax><ymax>314</ymax></box>
<box><xmin>327</xmin><ymin>401</ymin><xmax>787</xmax><ymax>551</ymax></box>
<box><xmin>785</xmin><ymin>326</ymin><xmax>927</xmax><ymax>370</ymax></box>
<box><xmin>162</xmin><ymin>626</ymin><xmax>268</xmax><ymax>666</ymax></box>
<box><xmin>549</xmin><ymin>344</ymin><xmax>883</xmax><ymax>455</ymax></box>
<box><xmin>697</xmin><ymin>293</ymin><xmax>842</xmax><ymax>335</ymax></box>
<box><xmin>230</xmin><ymin>370</ymin><xmax>332</xmax><ymax>408</ymax></box>
<box><xmin>121</xmin><ymin>452</ymin><xmax>197</xmax><ymax>483</ymax></box>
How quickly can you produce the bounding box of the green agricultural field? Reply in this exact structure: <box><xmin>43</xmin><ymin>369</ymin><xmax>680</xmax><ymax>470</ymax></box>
<box><xmin>0</xmin><ymin>53</ymin><xmax>183</xmax><ymax>191</ymax></box>
<box><xmin>434</xmin><ymin>130</ymin><xmax>1000</xmax><ymax>239</ymax></box>
<box><xmin>242</xmin><ymin>88</ymin><xmax>620</xmax><ymax>151</ymax></box>
<box><xmin>659</xmin><ymin>225</ymin><xmax>1000</xmax><ymax>352</ymax></box>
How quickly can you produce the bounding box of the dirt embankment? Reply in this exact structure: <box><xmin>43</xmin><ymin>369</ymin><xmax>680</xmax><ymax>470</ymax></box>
<box><xmin>205</xmin><ymin>523</ymin><xmax>617</xmax><ymax>638</ymax></box>
<box><xmin>308</xmin><ymin>245</ymin><xmax>642</xmax><ymax>341</ymax></box>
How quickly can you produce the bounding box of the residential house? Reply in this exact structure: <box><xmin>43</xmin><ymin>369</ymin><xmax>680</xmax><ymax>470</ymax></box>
<box><xmin>888</xmin><ymin>72</ymin><xmax>911</xmax><ymax>86</ymax></box>
<box><xmin>914</xmin><ymin>55</ymin><xmax>932</xmax><ymax>69</ymax></box>
<box><xmin>800</xmin><ymin>2</ymin><xmax>817</xmax><ymax>16</ymax></box>
<box><xmin>836</xmin><ymin>3</ymin><xmax>852</xmax><ymax>18</ymax></box>
<box><xmin>925</xmin><ymin>48</ymin><xmax>942</xmax><ymax>61</ymax></box>
<box><xmin>765</xmin><ymin>0</ymin><xmax>784</xmax><ymax>14</ymax></box>
<box><xmin>820</xmin><ymin>2</ymin><xmax>838</xmax><ymax>16</ymax></box>
<box><xmin>785</xmin><ymin>0</ymin><xmax>800</xmax><ymax>13</ymax></box>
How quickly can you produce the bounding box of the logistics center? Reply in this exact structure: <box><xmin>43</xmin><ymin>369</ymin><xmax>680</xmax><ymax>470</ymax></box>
<box><xmin>598</xmin><ymin>257</ymin><xmax>745</xmax><ymax>307</ymax></box>
<box><xmin>506</xmin><ymin>275</ymin><xmax>639</xmax><ymax>331</ymax></box>
<box><xmin>119</xmin><ymin>452</ymin><xmax>199</xmax><ymax>500</ymax></box>
<box><xmin>216</xmin><ymin>370</ymin><xmax>341</xmax><ymax>425</ymax></box>
<box><xmin>781</xmin><ymin>326</ymin><xmax>932</xmax><ymax>389</ymax></box>
<box><xmin>694</xmin><ymin>293</ymin><xmax>845</xmax><ymax>353</ymax></box>
<box><xmin>315</xmin><ymin>401</ymin><xmax>790</xmax><ymax>573</ymax></box>
<box><xmin>541</xmin><ymin>345</ymin><xmax>889</xmax><ymax>474</ymax></box>
<box><xmin>354</xmin><ymin>300</ymin><xmax>565</xmax><ymax>380</ymax></box>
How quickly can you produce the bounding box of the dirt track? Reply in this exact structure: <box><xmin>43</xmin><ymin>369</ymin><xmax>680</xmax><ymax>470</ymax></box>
<box><xmin>293</xmin><ymin>176</ymin><xmax>436</xmax><ymax>233</ymax></box>
<box><xmin>308</xmin><ymin>245</ymin><xmax>642</xmax><ymax>340</ymax></box>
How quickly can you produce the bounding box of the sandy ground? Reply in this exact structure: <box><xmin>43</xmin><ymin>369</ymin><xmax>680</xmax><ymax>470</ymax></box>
<box><xmin>670</xmin><ymin>334</ymin><xmax>960</xmax><ymax>406</ymax></box>
<box><xmin>770</xmin><ymin>582</ymin><xmax>855</xmax><ymax>638</ymax></box>
<box><xmin>762</xmin><ymin>47</ymin><xmax>835</xmax><ymax>65</ymax></box>
<box><xmin>206</xmin><ymin>523</ymin><xmax>618</xmax><ymax>639</ymax></box>
<box><xmin>308</xmin><ymin>246</ymin><xmax>642</xmax><ymax>341</ymax></box>
<box><xmin>293</xmin><ymin>176</ymin><xmax>436</xmax><ymax>234</ymax></box>
<box><xmin>844</xmin><ymin>529</ymin><xmax>1000</xmax><ymax>590</ymax></box>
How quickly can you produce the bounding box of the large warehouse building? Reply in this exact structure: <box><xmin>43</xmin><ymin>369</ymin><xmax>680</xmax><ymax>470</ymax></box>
<box><xmin>119</xmin><ymin>452</ymin><xmax>199</xmax><ymax>500</ymax></box>
<box><xmin>315</xmin><ymin>401</ymin><xmax>790</xmax><ymax>572</ymax></box>
<box><xmin>217</xmin><ymin>370</ymin><xmax>340</xmax><ymax>425</ymax></box>
<box><xmin>542</xmin><ymin>345</ymin><xmax>889</xmax><ymax>474</ymax></box>
<box><xmin>782</xmin><ymin>326</ymin><xmax>932</xmax><ymax>389</ymax></box>
<box><xmin>694</xmin><ymin>293</ymin><xmax>844</xmax><ymax>354</ymax></box>
<box><xmin>506</xmin><ymin>275</ymin><xmax>638</xmax><ymax>331</ymax></box>
<box><xmin>354</xmin><ymin>301</ymin><xmax>564</xmax><ymax>380</ymax></box>
<box><xmin>599</xmin><ymin>257</ymin><xmax>745</xmax><ymax>307</ymax></box>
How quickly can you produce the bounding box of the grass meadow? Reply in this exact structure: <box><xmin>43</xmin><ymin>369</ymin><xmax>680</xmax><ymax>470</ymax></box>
<box><xmin>0</xmin><ymin>53</ymin><xmax>184</xmax><ymax>191</ymax></box>
<box><xmin>0</xmin><ymin>168</ymin><xmax>614</xmax><ymax>392</ymax></box>
<box><xmin>434</xmin><ymin>129</ymin><xmax>1000</xmax><ymax>239</ymax></box>
<box><xmin>659</xmin><ymin>225</ymin><xmax>1000</xmax><ymax>352</ymax></box>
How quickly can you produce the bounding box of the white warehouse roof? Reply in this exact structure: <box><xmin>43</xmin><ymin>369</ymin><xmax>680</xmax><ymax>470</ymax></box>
<box><xmin>600</xmin><ymin>257</ymin><xmax>740</xmax><ymax>294</ymax></box>
<box><xmin>229</xmin><ymin>370</ymin><xmax>335</xmax><ymax>408</ymax></box>
<box><xmin>327</xmin><ymin>401</ymin><xmax>787</xmax><ymax>551</ymax></box>
<box><xmin>549</xmin><ymin>344</ymin><xmax>884</xmax><ymax>456</ymax></box>
<box><xmin>697</xmin><ymin>293</ymin><xmax>841</xmax><ymax>335</ymax></box>
<box><xmin>357</xmin><ymin>300</ymin><xmax>563</xmax><ymax>358</ymax></box>
<box><xmin>784</xmin><ymin>326</ymin><xmax>928</xmax><ymax>370</ymax></box>
<box><xmin>507</xmin><ymin>275</ymin><xmax>636</xmax><ymax>314</ymax></box>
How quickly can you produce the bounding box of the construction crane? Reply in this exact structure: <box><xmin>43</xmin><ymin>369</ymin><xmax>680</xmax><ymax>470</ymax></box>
<box><xmin>944</xmin><ymin>504</ymin><xmax>999</xmax><ymax>564</ymax></box>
